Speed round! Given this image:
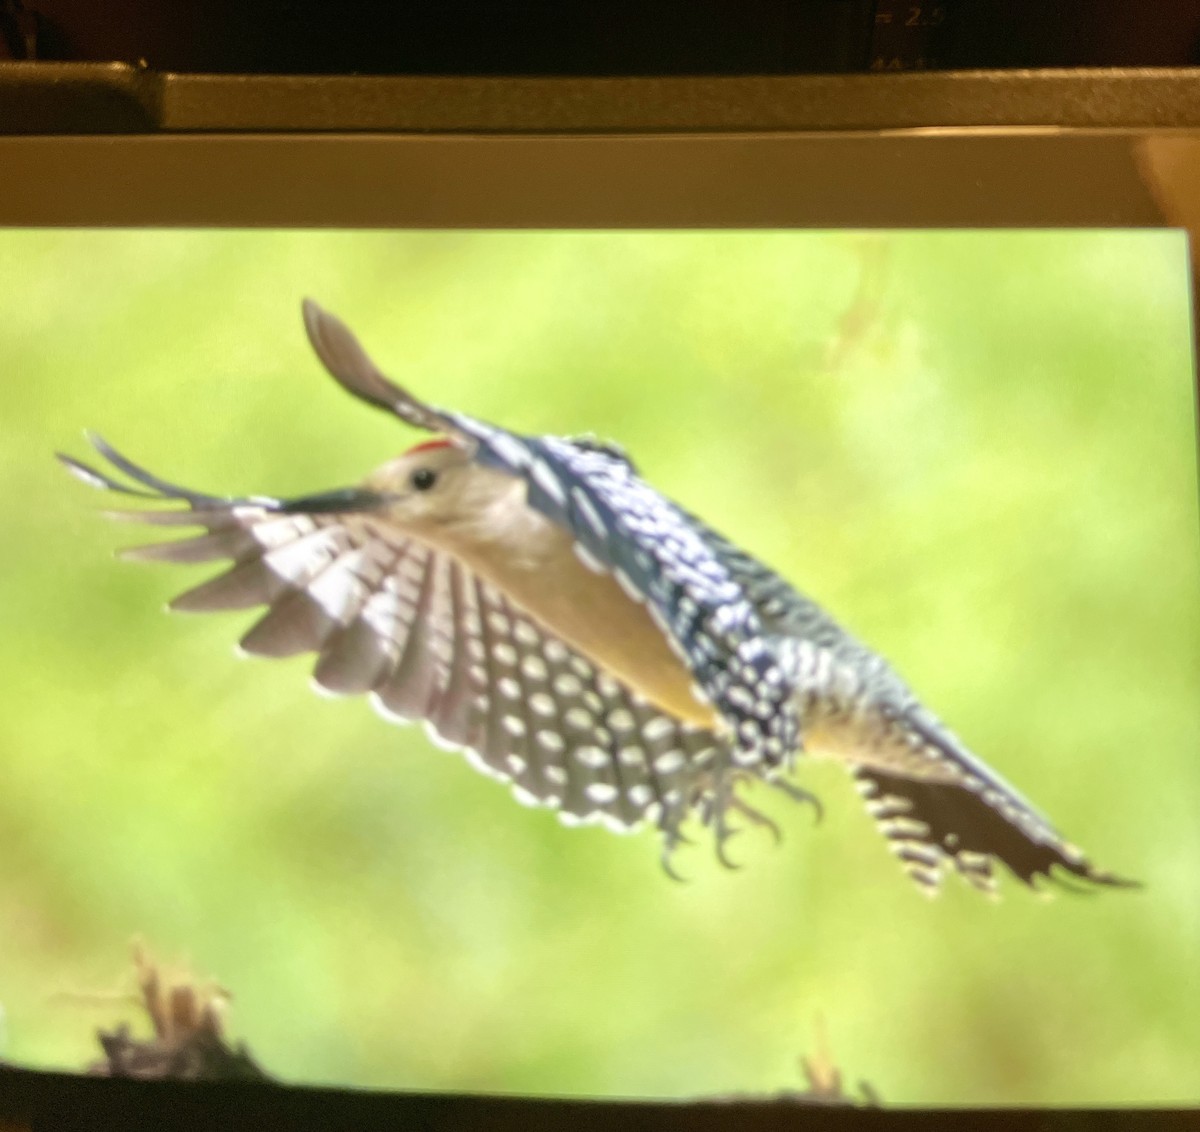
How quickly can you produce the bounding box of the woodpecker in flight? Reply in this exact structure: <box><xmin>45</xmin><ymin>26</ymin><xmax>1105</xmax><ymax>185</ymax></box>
<box><xmin>60</xmin><ymin>300</ymin><xmax>1134</xmax><ymax>897</ymax></box>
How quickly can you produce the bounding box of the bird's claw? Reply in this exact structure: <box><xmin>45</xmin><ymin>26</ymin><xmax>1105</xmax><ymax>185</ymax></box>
<box><xmin>714</xmin><ymin>825</ymin><xmax>743</xmax><ymax>871</ymax></box>
<box><xmin>771</xmin><ymin>777</ymin><xmax>825</xmax><ymax>825</ymax></box>
<box><xmin>730</xmin><ymin>795</ymin><xmax>783</xmax><ymax>846</ymax></box>
<box><xmin>658</xmin><ymin>817</ymin><xmax>692</xmax><ymax>882</ymax></box>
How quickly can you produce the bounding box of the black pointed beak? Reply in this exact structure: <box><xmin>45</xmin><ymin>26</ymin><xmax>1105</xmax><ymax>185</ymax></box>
<box><xmin>277</xmin><ymin>487</ymin><xmax>391</xmax><ymax>514</ymax></box>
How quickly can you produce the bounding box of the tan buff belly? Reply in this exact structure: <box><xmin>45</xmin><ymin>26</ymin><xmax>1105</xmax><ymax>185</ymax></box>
<box><xmin>451</xmin><ymin>521</ymin><xmax>722</xmax><ymax>730</ymax></box>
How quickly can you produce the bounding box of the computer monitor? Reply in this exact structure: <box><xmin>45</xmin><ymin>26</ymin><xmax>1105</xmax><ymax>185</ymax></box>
<box><xmin>1</xmin><ymin>69</ymin><xmax>1197</xmax><ymax>1108</ymax></box>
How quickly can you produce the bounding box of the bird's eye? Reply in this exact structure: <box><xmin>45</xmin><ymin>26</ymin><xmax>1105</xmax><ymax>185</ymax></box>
<box><xmin>410</xmin><ymin>467</ymin><xmax>438</xmax><ymax>492</ymax></box>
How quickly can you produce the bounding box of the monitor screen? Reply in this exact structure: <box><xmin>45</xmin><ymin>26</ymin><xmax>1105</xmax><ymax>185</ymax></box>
<box><xmin>1</xmin><ymin>225</ymin><xmax>1197</xmax><ymax>1105</ymax></box>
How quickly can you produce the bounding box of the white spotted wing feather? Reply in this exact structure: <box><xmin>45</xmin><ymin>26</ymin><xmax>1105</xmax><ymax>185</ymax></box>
<box><xmin>70</xmin><ymin>440</ymin><xmax>722</xmax><ymax>838</ymax></box>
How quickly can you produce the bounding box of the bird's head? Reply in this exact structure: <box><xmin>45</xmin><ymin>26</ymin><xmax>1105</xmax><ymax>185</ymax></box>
<box><xmin>297</xmin><ymin>299</ymin><xmax>534</xmax><ymax>544</ymax></box>
<box><xmin>359</xmin><ymin>436</ymin><xmax>525</xmax><ymax>545</ymax></box>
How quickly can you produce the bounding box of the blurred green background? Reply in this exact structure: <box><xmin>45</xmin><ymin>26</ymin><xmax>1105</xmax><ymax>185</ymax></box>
<box><xmin>0</xmin><ymin>230</ymin><xmax>1196</xmax><ymax>1103</ymax></box>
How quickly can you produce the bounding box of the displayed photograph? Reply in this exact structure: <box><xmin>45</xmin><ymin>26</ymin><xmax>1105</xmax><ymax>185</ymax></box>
<box><xmin>0</xmin><ymin>229</ymin><xmax>1196</xmax><ymax>1103</ymax></box>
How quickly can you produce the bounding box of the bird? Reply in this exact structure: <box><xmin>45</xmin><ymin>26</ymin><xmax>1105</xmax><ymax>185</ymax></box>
<box><xmin>59</xmin><ymin>299</ymin><xmax>1135</xmax><ymax>897</ymax></box>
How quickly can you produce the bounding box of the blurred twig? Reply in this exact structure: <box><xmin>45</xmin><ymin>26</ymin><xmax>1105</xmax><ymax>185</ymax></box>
<box><xmin>824</xmin><ymin>234</ymin><xmax>892</xmax><ymax>373</ymax></box>
<box><xmin>792</xmin><ymin>1015</ymin><xmax>881</xmax><ymax>1107</ymax></box>
<box><xmin>86</xmin><ymin>943</ymin><xmax>268</xmax><ymax>1082</ymax></box>
<box><xmin>80</xmin><ymin>945</ymin><xmax>874</xmax><ymax>1103</ymax></box>
<box><xmin>710</xmin><ymin>1016</ymin><xmax>880</xmax><ymax>1107</ymax></box>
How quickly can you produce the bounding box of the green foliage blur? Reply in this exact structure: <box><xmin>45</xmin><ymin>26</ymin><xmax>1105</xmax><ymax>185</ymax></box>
<box><xmin>0</xmin><ymin>230</ymin><xmax>1197</xmax><ymax>1103</ymax></box>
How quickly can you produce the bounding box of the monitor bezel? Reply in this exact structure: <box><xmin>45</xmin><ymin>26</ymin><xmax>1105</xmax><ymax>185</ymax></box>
<box><xmin>1</xmin><ymin>65</ymin><xmax>1199</xmax><ymax>233</ymax></box>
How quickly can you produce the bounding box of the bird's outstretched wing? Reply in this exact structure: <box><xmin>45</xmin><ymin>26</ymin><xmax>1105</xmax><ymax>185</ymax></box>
<box><xmin>850</xmin><ymin>763</ymin><xmax>1126</xmax><ymax>896</ymax></box>
<box><xmin>846</xmin><ymin>717</ymin><xmax>1137</xmax><ymax>896</ymax></box>
<box><xmin>59</xmin><ymin>436</ymin><xmax>727</xmax><ymax>847</ymax></box>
